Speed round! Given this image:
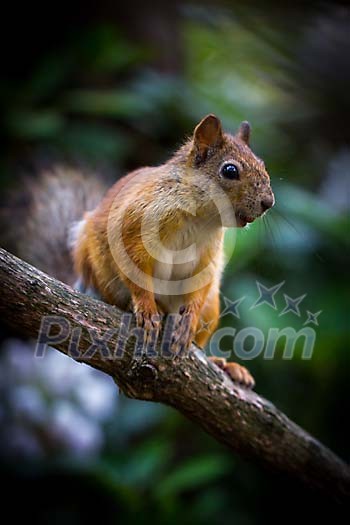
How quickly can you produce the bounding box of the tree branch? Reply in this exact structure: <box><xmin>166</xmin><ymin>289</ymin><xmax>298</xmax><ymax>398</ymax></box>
<box><xmin>0</xmin><ymin>247</ymin><xmax>349</xmax><ymax>502</ymax></box>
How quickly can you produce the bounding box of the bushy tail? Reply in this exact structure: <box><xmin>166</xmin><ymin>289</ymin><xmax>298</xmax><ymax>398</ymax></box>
<box><xmin>1</xmin><ymin>166</ymin><xmax>107</xmax><ymax>285</ymax></box>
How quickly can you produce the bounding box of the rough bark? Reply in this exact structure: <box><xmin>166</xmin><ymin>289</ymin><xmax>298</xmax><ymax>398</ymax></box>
<box><xmin>0</xmin><ymin>247</ymin><xmax>349</xmax><ymax>502</ymax></box>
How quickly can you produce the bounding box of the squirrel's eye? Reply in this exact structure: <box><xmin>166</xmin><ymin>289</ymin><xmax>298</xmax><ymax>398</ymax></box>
<box><xmin>221</xmin><ymin>163</ymin><xmax>239</xmax><ymax>180</ymax></box>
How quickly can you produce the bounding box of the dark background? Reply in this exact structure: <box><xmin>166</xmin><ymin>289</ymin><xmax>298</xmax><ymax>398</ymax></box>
<box><xmin>0</xmin><ymin>1</ymin><xmax>349</xmax><ymax>523</ymax></box>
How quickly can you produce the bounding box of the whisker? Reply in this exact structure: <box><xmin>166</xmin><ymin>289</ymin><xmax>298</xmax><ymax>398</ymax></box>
<box><xmin>262</xmin><ymin>215</ymin><xmax>280</xmax><ymax>272</ymax></box>
<box><xmin>267</xmin><ymin>211</ymin><xmax>283</xmax><ymax>243</ymax></box>
<box><xmin>263</xmin><ymin>213</ymin><xmax>277</xmax><ymax>250</ymax></box>
<box><xmin>270</xmin><ymin>207</ymin><xmax>325</xmax><ymax>264</ymax></box>
<box><xmin>265</xmin><ymin>216</ymin><xmax>278</xmax><ymax>247</ymax></box>
<box><xmin>106</xmin><ymin>274</ymin><xmax>120</xmax><ymax>291</ymax></box>
<box><xmin>273</xmin><ymin>207</ymin><xmax>302</xmax><ymax>236</ymax></box>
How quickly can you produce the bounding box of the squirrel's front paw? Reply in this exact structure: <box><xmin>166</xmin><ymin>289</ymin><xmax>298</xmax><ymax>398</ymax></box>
<box><xmin>171</xmin><ymin>307</ymin><xmax>195</xmax><ymax>354</ymax></box>
<box><xmin>135</xmin><ymin>309</ymin><xmax>162</xmax><ymax>346</ymax></box>
<box><xmin>209</xmin><ymin>357</ymin><xmax>255</xmax><ymax>389</ymax></box>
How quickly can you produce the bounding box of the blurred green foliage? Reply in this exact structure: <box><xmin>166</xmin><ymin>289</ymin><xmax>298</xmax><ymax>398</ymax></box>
<box><xmin>0</xmin><ymin>2</ymin><xmax>349</xmax><ymax>523</ymax></box>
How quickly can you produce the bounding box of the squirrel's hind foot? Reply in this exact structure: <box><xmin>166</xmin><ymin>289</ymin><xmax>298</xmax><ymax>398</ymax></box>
<box><xmin>209</xmin><ymin>357</ymin><xmax>255</xmax><ymax>390</ymax></box>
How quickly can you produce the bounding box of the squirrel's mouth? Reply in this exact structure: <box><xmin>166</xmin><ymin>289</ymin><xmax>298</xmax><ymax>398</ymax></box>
<box><xmin>235</xmin><ymin>212</ymin><xmax>255</xmax><ymax>228</ymax></box>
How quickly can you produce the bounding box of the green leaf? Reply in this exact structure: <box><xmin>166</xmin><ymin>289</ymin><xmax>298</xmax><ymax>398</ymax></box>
<box><xmin>156</xmin><ymin>456</ymin><xmax>230</xmax><ymax>497</ymax></box>
<box><xmin>76</xmin><ymin>25</ymin><xmax>149</xmax><ymax>74</ymax></box>
<box><xmin>63</xmin><ymin>89</ymin><xmax>152</xmax><ymax>118</ymax></box>
<box><xmin>56</xmin><ymin>123</ymin><xmax>130</xmax><ymax>162</ymax></box>
<box><xmin>6</xmin><ymin>110</ymin><xmax>64</xmax><ymax>139</ymax></box>
<box><xmin>122</xmin><ymin>440</ymin><xmax>171</xmax><ymax>486</ymax></box>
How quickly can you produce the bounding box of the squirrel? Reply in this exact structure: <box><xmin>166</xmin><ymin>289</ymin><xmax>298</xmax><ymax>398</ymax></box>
<box><xmin>71</xmin><ymin>114</ymin><xmax>274</xmax><ymax>388</ymax></box>
<box><xmin>5</xmin><ymin>115</ymin><xmax>274</xmax><ymax>389</ymax></box>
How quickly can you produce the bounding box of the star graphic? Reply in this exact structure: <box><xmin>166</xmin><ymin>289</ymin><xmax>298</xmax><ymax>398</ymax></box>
<box><xmin>304</xmin><ymin>310</ymin><xmax>322</xmax><ymax>326</ymax></box>
<box><xmin>279</xmin><ymin>294</ymin><xmax>306</xmax><ymax>317</ymax></box>
<box><xmin>220</xmin><ymin>296</ymin><xmax>245</xmax><ymax>319</ymax></box>
<box><xmin>197</xmin><ymin>318</ymin><xmax>214</xmax><ymax>334</ymax></box>
<box><xmin>250</xmin><ymin>281</ymin><xmax>285</xmax><ymax>310</ymax></box>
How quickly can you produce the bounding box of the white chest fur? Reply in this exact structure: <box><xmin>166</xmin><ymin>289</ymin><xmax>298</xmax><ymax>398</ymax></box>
<box><xmin>153</xmin><ymin>217</ymin><xmax>222</xmax><ymax>313</ymax></box>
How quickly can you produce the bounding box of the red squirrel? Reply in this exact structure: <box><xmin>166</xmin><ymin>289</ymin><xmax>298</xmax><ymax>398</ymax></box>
<box><xmin>69</xmin><ymin>115</ymin><xmax>274</xmax><ymax>388</ymax></box>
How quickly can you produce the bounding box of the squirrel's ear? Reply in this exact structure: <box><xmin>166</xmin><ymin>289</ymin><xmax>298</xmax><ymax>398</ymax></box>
<box><xmin>236</xmin><ymin>121</ymin><xmax>251</xmax><ymax>145</ymax></box>
<box><xmin>193</xmin><ymin>114</ymin><xmax>223</xmax><ymax>161</ymax></box>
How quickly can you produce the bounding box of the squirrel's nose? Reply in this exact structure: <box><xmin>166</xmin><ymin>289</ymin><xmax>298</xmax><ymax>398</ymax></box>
<box><xmin>261</xmin><ymin>195</ymin><xmax>275</xmax><ymax>212</ymax></box>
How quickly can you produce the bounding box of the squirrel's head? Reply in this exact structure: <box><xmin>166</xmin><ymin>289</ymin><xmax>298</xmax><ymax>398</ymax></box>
<box><xmin>188</xmin><ymin>114</ymin><xmax>275</xmax><ymax>227</ymax></box>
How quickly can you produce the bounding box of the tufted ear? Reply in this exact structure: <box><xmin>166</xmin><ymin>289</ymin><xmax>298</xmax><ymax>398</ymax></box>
<box><xmin>193</xmin><ymin>114</ymin><xmax>223</xmax><ymax>162</ymax></box>
<box><xmin>236</xmin><ymin>121</ymin><xmax>251</xmax><ymax>146</ymax></box>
